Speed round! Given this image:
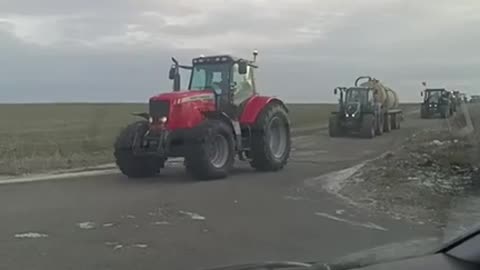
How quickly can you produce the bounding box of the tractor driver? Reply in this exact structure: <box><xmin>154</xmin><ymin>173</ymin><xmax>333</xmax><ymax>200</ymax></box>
<box><xmin>210</xmin><ymin>71</ymin><xmax>233</xmax><ymax>111</ymax></box>
<box><xmin>211</xmin><ymin>71</ymin><xmax>230</xmax><ymax>96</ymax></box>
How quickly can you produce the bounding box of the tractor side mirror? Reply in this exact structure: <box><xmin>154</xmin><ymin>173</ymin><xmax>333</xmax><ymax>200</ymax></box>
<box><xmin>334</xmin><ymin>88</ymin><xmax>338</xmax><ymax>95</ymax></box>
<box><xmin>238</xmin><ymin>62</ymin><xmax>248</xmax><ymax>75</ymax></box>
<box><xmin>168</xmin><ymin>66</ymin><xmax>176</xmax><ymax>80</ymax></box>
<box><xmin>420</xmin><ymin>91</ymin><xmax>423</xmax><ymax>97</ymax></box>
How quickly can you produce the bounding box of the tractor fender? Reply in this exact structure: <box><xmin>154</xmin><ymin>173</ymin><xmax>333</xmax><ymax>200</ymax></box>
<box><xmin>203</xmin><ymin>111</ymin><xmax>242</xmax><ymax>150</ymax></box>
<box><xmin>239</xmin><ymin>96</ymin><xmax>289</xmax><ymax>125</ymax></box>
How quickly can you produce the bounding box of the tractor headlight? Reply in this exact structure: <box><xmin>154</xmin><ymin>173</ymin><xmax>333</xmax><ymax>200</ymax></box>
<box><xmin>160</xmin><ymin>116</ymin><xmax>167</xmax><ymax>123</ymax></box>
<box><xmin>149</xmin><ymin>117</ymin><xmax>154</xmax><ymax>123</ymax></box>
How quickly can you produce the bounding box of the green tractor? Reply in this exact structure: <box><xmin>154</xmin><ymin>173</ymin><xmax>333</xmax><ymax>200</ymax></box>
<box><xmin>329</xmin><ymin>76</ymin><xmax>402</xmax><ymax>139</ymax></box>
<box><xmin>420</xmin><ymin>88</ymin><xmax>453</xmax><ymax>119</ymax></box>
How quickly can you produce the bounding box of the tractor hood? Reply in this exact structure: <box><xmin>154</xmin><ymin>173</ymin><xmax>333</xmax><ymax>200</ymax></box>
<box><xmin>150</xmin><ymin>89</ymin><xmax>215</xmax><ymax>103</ymax></box>
<box><xmin>149</xmin><ymin>89</ymin><xmax>216</xmax><ymax>130</ymax></box>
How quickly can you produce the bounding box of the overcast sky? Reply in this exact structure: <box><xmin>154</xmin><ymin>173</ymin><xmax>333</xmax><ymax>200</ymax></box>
<box><xmin>0</xmin><ymin>0</ymin><xmax>479</xmax><ymax>103</ymax></box>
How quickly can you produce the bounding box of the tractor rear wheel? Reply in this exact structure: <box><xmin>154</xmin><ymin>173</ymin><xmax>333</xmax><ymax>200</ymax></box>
<box><xmin>114</xmin><ymin>121</ymin><xmax>163</xmax><ymax>178</ymax></box>
<box><xmin>185</xmin><ymin>120</ymin><xmax>235</xmax><ymax>180</ymax></box>
<box><xmin>360</xmin><ymin>115</ymin><xmax>375</xmax><ymax>139</ymax></box>
<box><xmin>250</xmin><ymin>103</ymin><xmax>291</xmax><ymax>171</ymax></box>
<box><xmin>328</xmin><ymin>115</ymin><xmax>342</xmax><ymax>137</ymax></box>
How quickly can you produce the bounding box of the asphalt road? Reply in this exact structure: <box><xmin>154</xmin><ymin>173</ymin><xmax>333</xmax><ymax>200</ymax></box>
<box><xmin>0</xmin><ymin>111</ymin><xmax>446</xmax><ymax>270</ymax></box>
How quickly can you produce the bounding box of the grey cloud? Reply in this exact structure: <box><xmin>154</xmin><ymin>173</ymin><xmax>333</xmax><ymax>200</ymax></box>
<box><xmin>1</xmin><ymin>0</ymin><xmax>480</xmax><ymax>103</ymax></box>
<box><xmin>0</xmin><ymin>0</ymin><xmax>149</xmax><ymax>15</ymax></box>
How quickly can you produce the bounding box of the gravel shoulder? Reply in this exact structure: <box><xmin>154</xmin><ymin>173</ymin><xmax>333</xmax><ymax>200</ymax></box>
<box><xmin>327</xmin><ymin>103</ymin><xmax>480</xmax><ymax>239</ymax></box>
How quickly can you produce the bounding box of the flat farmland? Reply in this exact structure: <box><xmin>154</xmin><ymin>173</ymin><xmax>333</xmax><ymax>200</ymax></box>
<box><xmin>0</xmin><ymin>103</ymin><xmax>336</xmax><ymax>175</ymax></box>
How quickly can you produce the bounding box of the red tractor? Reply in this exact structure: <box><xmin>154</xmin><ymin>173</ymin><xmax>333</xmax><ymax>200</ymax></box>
<box><xmin>114</xmin><ymin>51</ymin><xmax>291</xmax><ymax>180</ymax></box>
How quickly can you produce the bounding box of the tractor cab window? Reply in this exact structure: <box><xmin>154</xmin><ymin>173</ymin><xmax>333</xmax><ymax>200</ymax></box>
<box><xmin>190</xmin><ymin>63</ymin><xmax>230</xmax><ymax>93</ymax></box>
<box><xmin>190</xmin><ymin>68</ymin><xmax>206</xmax><ymax>90</ymax></box>
<box><xmin>345</xmin><ymin>88</ymin><xmax>367</xmax><ymax>104</ymax></box>
<box><xmin>425</xmin><ymin>90</ymin><xmax>442</xmax><ymax>102</ymax></box>
<box><xmin>231</xmin><ymin>63</ymin><xmax>254</xmax><ymax>106</ymax></box>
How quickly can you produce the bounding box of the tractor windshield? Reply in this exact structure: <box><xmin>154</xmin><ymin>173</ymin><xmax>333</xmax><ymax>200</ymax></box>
<box><xmin>190</xmin><ymin>63</ymin><xmax>230</xmax><ymax>93</ymax></box>
<box><xmin>425</xmin><ymin>90</ymin><xmax>443</xmax><ymax>103</ymax></box>
<box><xmin>345</xmin><ymin>88</ymin><xmax>368</xmax><ymax>104</ymax></box>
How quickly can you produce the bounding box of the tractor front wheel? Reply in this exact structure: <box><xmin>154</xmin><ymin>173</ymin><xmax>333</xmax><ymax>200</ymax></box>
<box><xmin>250</xmin><ymin>103</ymin><xmax>291</xmax><ymax>171</ymax></box>
<box><xmin>185</xmin><ymin>120</ymin><xmax>235</xmax><ymax>180</ymax></box>
<box><xmin>114</xmin><ymin>121</ymin><xmax>163</xmax><ymax>178</ymax></box>
<box><xmin>420</xmin><ymin>106</ymin><xmax>428</xmax><ymax>119</ymax></box>
<box><xmin>360</xmin><ymin>115</ymin><xmax>376</xmax><ymax>139</ymax></box>
<box><xmin>329</xmin><ymin>115</ymin><xmax>342</xmax><ymax>137</ymax></box>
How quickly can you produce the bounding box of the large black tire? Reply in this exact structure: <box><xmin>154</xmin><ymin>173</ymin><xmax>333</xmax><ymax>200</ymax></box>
<box><xmin>383</xmin><ymin>114</ymin><xmax>391</xmax><ymax>133</ymax></box>
<box><xmin>114</xmin><ymin>121</ymin><xmax>163</xmax><ymax>178</ymax></box>
<box><xmin>250</xmin><ymin>103</ymin><xmax>291</xmax><ymax>171</ymax></box>
<box><xmin>184</xmin><ymin>120</ymin><xmax>235</xmax><ymax>180</ymax></box>
<box><xmin>420</xmin><ymin>105</ymin><xmax>428</xmax><ymax>119</ymax></box>
<box><xmin>360</xmin><ymin>115</ymin><xmax>375</xmax><ymax>139</ymax></box>
<box><xmin>391</xmin><ymin>113</ymin><xmax>400</xmax><ymax>130</ymax></box>
<box><xmin>329</xmin><ymin>115</ymin><xmax>342</xmax><ymax>137</ymax></box>
<box><xmin>375</xmin><ymin>114</ymin><xmax>384</xmax><ymax>136</ymax></box>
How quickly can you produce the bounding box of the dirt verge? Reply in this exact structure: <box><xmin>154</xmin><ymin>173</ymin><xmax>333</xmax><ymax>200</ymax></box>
<box><xmin>331</xmin><ymin>104</ymin><xmax>480</xmax><ymax>234</ymax></box>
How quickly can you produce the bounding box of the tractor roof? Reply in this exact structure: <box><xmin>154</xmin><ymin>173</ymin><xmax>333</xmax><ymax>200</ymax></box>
<box><xmin>347</xmin><ymin>87</ymin><xmax>371</xmax><ymax>91</ymax></box>
<box><xmin>425</xmin><ymin>88</ymin><xmax>446</xmax><ymax>92</ymax></box>
<box><xmin>192</xmin><ymin>55</ymin><xmax>256</xmax><ymax>66</ymax></box>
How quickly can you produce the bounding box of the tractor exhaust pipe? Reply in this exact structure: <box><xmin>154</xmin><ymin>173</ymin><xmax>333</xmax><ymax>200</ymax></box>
<box><xmin>169</xmin><ymin>57</ymin><xmax>181</xmax><ymax>92</ymax></box>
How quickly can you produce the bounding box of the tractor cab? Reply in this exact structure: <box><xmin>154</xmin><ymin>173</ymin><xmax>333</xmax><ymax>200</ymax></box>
<box><xmin>115</xmin><ymin>51</ymin><xmax>291</xmax><ymax>181</ymax></box>
<box><xmin>168</xmin><ymin>54</ymin><xmax>257</xmax><ymax>117</ymax></box>
<box><xmin>422</xmin><ymin>88</ymin><xmax>448</xmax><ymax>104</ymax></box>
<box><xmin>335</xmin><ymin>87</ymin><xmax>376</xmax><ymax>118</ymax></box>
<box><xmin>420</xmin><ymin>88</ymin><xmax>452</xmax><ymax>118</ymax></box>
<box><xmin>345</xmin><ymin>87</ymin><xmax>371</xmax><ymax>104</ymax></box>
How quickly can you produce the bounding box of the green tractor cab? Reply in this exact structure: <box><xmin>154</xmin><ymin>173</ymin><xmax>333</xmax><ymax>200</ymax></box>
<box><xmin>420</xmin><ymin>88</ymin><xmax>453</xmax><ymax>119</ymax></box>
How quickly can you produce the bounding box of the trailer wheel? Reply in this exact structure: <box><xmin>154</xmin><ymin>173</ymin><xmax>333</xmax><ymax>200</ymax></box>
<box><xmin>329</xmin><ymin>115</ymin><xmax>342</xmax><ymax>137</ymax></box>
<box><xmin>390</xmin><ymin>114</ymin><xmax>396</xmax><ymax>130</ymax></box>
<box><xmin>391</xmin><ymin>114</ymin><xmax>400</xmax><ymax>130</ymax></box>
<box><xmin>114</xmin><ymin>121</ymin><xmax>163</xmax><ymax>178</ymax></box>
<box><xmin>375</xmin><ymin>114</ymin><xmax>384</xmax><ymax>136</ymax></box>
<box><xmin>383</xmin><ymin>114</ymin><xmax>391</xmax><ymax>133</ymax></box>
<box><xmin>250</xmin><ymin>103</ymin><xmax>291</xmax><ymax>171</ymax></box>
<box><xmin>185</xmin><ymin>120</ymin><xmax>235</xmax><ymax>180</ymax></box>
<box><xmin>360</xmin><ymin>115</ymin><xmax>375</xmax><ymax>139</ymax></box>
